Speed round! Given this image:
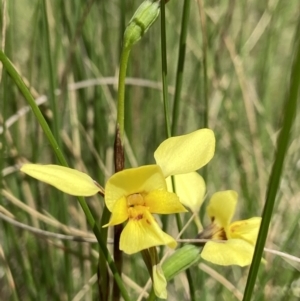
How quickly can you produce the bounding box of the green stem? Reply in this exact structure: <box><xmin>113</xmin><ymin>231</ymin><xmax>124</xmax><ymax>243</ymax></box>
<box><xmin>117</xmin><ymin>44</ymin><xmax>131</xmax><ymax>141</ymax></box>
<box><xmin>0</xmin><ymin>50</ymin><xmax>131</xmax><ymax>301</ymax></box>
<box><xmin>160</xmin><ymin>3</ymin><xmax>196</xmax><ymax>300</ymax></box>
<box><xmin>197</xmin><ymin>0</ymin><xmax>208</xmax><ymax>129</ymax></box>
<box><xmin>242</xmin><ymin>19</ymin><xmax>300</xmax><ymax>301</ymax></box>
<box><xmin>41</xmin><ymin>0</ymin><xmax>60</xmax><ymax>145</ymax></box>
<box><xmin>160</xmin><ymin>0</ymin><xmax>171</xmax><ymax>139</ymax></box>
<box><xmin>147</xmin><ymin>287</ymin><xmax>156</xmax><ymax>301</ymax></box>
<box><xmin>98</xmin><ymin>206</ymin><xmax>111</xmax><ymax>301</ymax></box>
<box><xmin>171</xmin><ymin>0</ymin><xmax>191</xmax><ymax>136</ymax></box>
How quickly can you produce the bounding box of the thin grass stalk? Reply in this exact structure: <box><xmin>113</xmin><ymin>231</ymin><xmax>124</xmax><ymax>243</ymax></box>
<box><xmin>171</xmin><ymin>0</ymin><xmax>191</xmax><ymax>136</ymax></box>
<box><xmin>197</xmin><ymin>0</ymin><xmax>208</xmax><ymax>129</ymax></box>
<box><xmin>160</xmin><ymin>2</ymin><xmax>196</xmax><ymax>300</ymax></box>
<box><xmin>0</xmin><ymin>50</ymin><xmax>131</xmax><ymax>301</ymax></box>
<box><xmin>41</xmin><ymin>0</ymin><xmax>60</xmax><ymax>145</ymax></box>
<box><xmin>160</xmin><ymin>0</ymin><xmax>171</xmax><ymax>139</ymax></box>
<box><xmin>242</xmin><ymin>19</ymin><xmax>300</xmax><ymax>301</ymax></box>
<box><xmin>0</xmin><ymin>74</ymin><xmax>20</xmax><ymax>301</ymax></box>
<box><xmin>41</xmin><ymin>2</ymin><xmax>72</xmax><ymax>296</ymax></box>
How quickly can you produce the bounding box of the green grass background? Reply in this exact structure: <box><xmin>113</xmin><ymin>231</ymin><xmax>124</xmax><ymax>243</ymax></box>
<box><xmin>0</xmin><ymin>0</ymin><xmax>299</xmax><ymax>300</ymax></box>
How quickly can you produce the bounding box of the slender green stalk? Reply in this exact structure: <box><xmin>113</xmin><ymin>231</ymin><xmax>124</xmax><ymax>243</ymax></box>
<box><xmin>161</xmin><ymin>2</ymin><xmax>196</xmax><ymax>300</ymax></box>
<box><xmin>41</xmin><ymin>3</ymin><xmax>72</xmax><ymax>295</ymax></box>
<box><xmin>41</xmin><ymin>0</ymin><xmax>60</xmax><ymax>145</ymax></box>
<box><xmin>171</xmin><ymin>0</ymin><xmax>191</xmax><ymax>136</ymax></box>
<box><xmin>160</xmin><ymin>0</ymin><xmax>171</xmax><ymax>139</ymax></box>
<box><xmin>117</xmin><ymin>45</ymin><xmax>131</xmax><ymax>141</ymax></box>
<box><xmin>197</xmin><ymin>0</ymin><xmax>209</xmax><ymax>195</ymax></box>
<box><xmin>98</xmin><ymin>206</ymin><xmax>110</xmax><ymax>301</ymax></box>
<box><xmin>160</xmin><ymin>0</ymin><xmax>172</xmax><ymax>236</ymax></box>
<box><xmin>0</xmin><ymin>50</ymin><xmax>131</xmax><ymax>301</ymax></box>
<box><xmin>242</xmin><ymin>20</ymin><xmax>300</xmax><ymax>301</ymax></box>
<box><xmin>147</xmin><ymin>287</ymin><xmax>156</xmax><ymax>301</ymax></box>
<box><xmin>198</xmin><ymin>0</ymin><xmax>208</xmax><ymax>129</ymax></box>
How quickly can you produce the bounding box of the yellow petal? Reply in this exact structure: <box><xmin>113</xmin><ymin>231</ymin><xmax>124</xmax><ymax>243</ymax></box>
<box><xmin>120</xmin><ymin>210</ymin><xmax>177</xmax><ymax>254</ymax></box>
<box><xmin>154</xmin><ymin>129</ymin><xmax>215</xmax><ymax>177</ymax></box>
<box><xmin>228</xmin><ymin>217</ymin><xmax>261</xmax><ymax>245</ymax></box>
<box><xmin>207</xmin><ymin>190</ymin><xmax>238</xmax><ymax>227</ymax></box>
<box><xmin>153</xmin><ymin>264</ymin><xmax>167</xmax><ymax>299</ymax></box>
<box><xmin>20</xmin><ymin>164</ymin><xmax>100</xmax><ymax>196</ymax></box>
<box><xmin>166</xmin><ymin>172</ymin><xmax>205</xmax><ymax>212</ymax></box>
<box><xmin>104</xmin><ymin>196</ymin><xmax>128</xmax><ymax>226</ymax></box>
<box><xmin>201</xmin><ymin>239</ymin><xmax>255</xmax><ymax>266</ymax></box>
<box><xmin>105</xmin><ymin>165</ymin><xmax>166</xmax><ymax>211</ymax></box>
<box><xmin>145</xmin><ymin>190</ymin><xmax>187</xmax><ymax>214</ymax></box>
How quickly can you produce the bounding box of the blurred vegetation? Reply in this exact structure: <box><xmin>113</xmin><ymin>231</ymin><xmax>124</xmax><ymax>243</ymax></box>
<box><xmin>0</xmin><ymin>0</ymin><xmax>299</xmax><ymax>300</ymax></box>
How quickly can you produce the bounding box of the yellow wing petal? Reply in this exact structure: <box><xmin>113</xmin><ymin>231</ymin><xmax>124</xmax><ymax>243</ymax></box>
<box><xmin>201</xmin><ymin>239</ymin><xmax>255</xmax><ymax>266</ymax></box>
<box><xmin>207</xmin><ymin>190</ymin><xmax>238</xmax><ymax>227</ymax></box>
<box><xmin>21</xmin><ymin>164</ymin><xmax>100</xmax><ymax>196</ymax></box>
<box><xmin>154</xmin><ymin>129</ymin><xmax>215</xmax><ymax>177</ymax></box>
<box><xmin>119</xmin><ymin>210</ymin><xmax>176</xmax><ymax>254</ymax></box>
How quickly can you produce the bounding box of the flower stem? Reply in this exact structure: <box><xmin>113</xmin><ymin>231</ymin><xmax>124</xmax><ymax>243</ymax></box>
<box><xmin>171</xmin><ymin>0</ymin><xmax>191</xmax><ymax>136</ymax></box>
<box><xmin>160</xmin><ymin>0</ymin><xmax>171</xmax><ymax>139</ymax></box>
<box><xmin>161</xmin><ymin>2</ymin><xmax>196</xmax><ymax>300</ymax></box>
<box><xmin>117</xmin><ymin>44</ymin><xmax>131</xmax><ymax>142</ymax></box>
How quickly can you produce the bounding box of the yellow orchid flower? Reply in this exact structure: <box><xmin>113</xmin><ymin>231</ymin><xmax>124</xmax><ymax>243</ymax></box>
<box><xmin>20</xmin><ymin>128</ymin><xmax>215</xmax><ymax>254</ymax></box>
<box><xmin>103</xmin><ymin>129</ymin><xmax>214</xmax><ymax>254</ymax></box>
<box><xmin>198</xmin><ymin>190</ymin><xmax>261</xmax><ymax>266</ymax></box>
<box><xmin>104</xmin><ymin>165</ymin><xmax>186</xmax><ymax>254</ymax></box>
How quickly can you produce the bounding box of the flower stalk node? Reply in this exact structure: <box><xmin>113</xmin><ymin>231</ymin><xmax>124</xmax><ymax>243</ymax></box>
<box><xmin>114</xmin><ymin>125</ymin><xmax>124</xmax><ymax>172</ymax></box>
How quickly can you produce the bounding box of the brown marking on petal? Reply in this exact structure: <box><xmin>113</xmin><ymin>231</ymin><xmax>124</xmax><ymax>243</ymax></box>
<box><xmin>219</xmin><ymin>229</ymin><xmax>227</xmax><ymax>240</ymax></box>
<box><xmin>230</xmin><ymin>222</ymin><xmax>247</xmax><ymax>233</ymax></box>
<box><xmin>134</xmin><ymin>214</ymin><xmax>143</xmax><ymax>221</ymax></box>
<box><xmin>146</xmin><ymin>219</ymin><xmax>151</xmax><ymax>225</ymax></box>
<box><xmin>197</xmin><ymin>223</ymin><xmax>227</xmax><ymax>242</ymax></box>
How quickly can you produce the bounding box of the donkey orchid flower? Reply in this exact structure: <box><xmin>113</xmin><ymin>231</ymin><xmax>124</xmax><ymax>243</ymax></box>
<box><xmin>198</xmin><ymin>190</ymin><xmax>261</xmax><ymax>266</ymax></box>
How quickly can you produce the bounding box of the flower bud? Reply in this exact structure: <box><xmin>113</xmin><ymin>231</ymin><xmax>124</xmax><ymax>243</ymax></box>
<box><xmin>124</xmin><ymin>0</ymin><xmax>160</xmax><ymax>49</ymax></box>
<box><xmin>162</xmin><ymin>245</ymin><xmax>201</xmax><ymax>280</ymax></box>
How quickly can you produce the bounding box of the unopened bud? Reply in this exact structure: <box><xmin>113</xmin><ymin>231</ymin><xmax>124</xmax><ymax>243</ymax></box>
<box><xmin>124</xmin><ymin>0</ymin><xmax>160</xmax><ymax>49</ymax></box>
<box><xmin>162</xmin><ymin>245</ymin><xmax>201</xmax><ymax>280</ymax></box>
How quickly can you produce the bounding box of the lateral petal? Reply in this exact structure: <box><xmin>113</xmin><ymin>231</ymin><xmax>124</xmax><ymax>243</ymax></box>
<box><xmin>104</xmin><ymin>196</ymin><xmax>128</xmax><ymax>226</ymax></box>
<box><xmin>201</xmin><ymin>239</ymin><xmax>255</xmax><ymax>266</ymax></box>
<box><xmin>119</xmin><ymin>210</ymin><xmax>177</xmax><ymax>254</ymax></box>
<box><xmin>20</xmin><ymin>164</ymin><xmax>100</xmax><ymax>196</ymax></box>
<box><xmin>166</xmin><ymin>172</ymin><xmax>206</xmax><ymax>212</ymax></box>
<box><xmin>228</xmin><ymin>217</ymin><xmax>261</xmax><ymax>245</ymax></box>
<box><xmin>206</xmin><ymin>190</ymin><xmax>238</xmax><ymax>227</ymax></box>
<box><xmin>153</xmin><ymin>265</ymin><xmax>167</xmax><ymax>299</ymax></box>
<box><xmin>105</xmin><ymin>165</ymin><xmax>166</xmax><ymax>211</ymax></box>
<box><xmin>154</xmin><ymin>129</ymin><xmax>215</xmax><ymax>178</ymax></box>
<box><xmin>145</xmin><ymin>190</ymin><xmax>187</xmax><ymax>214</ymax></box>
